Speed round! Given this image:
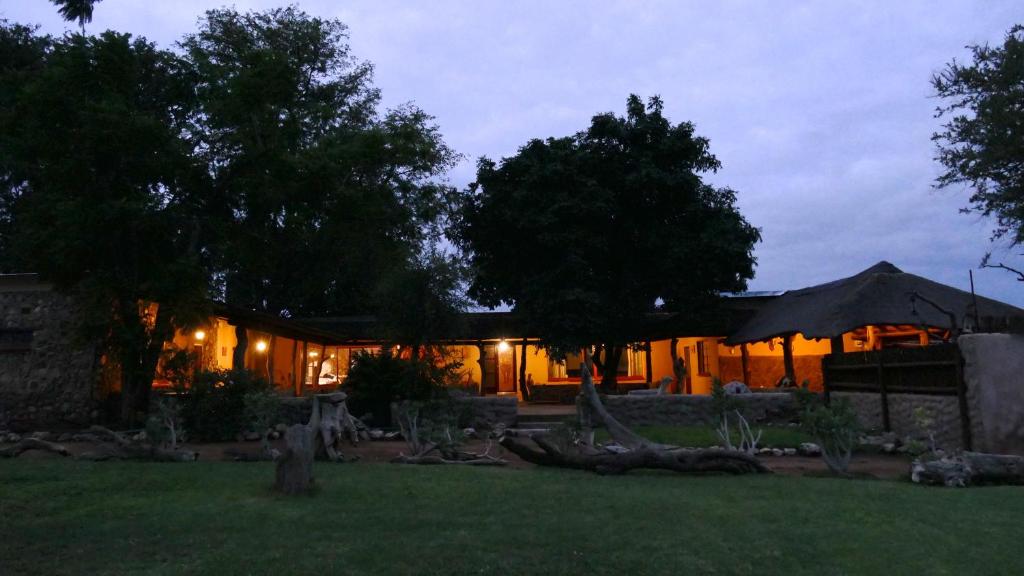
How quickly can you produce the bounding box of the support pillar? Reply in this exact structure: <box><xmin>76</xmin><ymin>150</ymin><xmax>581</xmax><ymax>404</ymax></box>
<box><xmin>782</xmin><ymin>334</ymin><xmax>796</xmax><ymax>384</ymax></box>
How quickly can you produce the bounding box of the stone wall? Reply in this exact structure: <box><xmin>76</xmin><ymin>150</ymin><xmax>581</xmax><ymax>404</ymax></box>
<box><xmin>456</xmin><ymin>396</ymin><xmax>518</xmax><ymax>429</ymax></box>
<box><xmin>274</xmin><ymin>395</ymin><xmax>518</xmax><ymax>430</ymax></box>
<box><xmin>595</xmin><ymin>392</ymin><xmax>800</xmax><ymax>428</ymax></box>
<box><xmin>0</xmin><ymin>279</ymin><xmax>98</xmax><ymax>431</ymax></box>
<box><xmin>960</xmin><ymin>333</ymin><xmax>1024</xmax><ymax>455</ymax></box>
<box><xmin>832</xmin><ymin>391</ymin><xmax>965</xmax><ymax>450</ymax></box>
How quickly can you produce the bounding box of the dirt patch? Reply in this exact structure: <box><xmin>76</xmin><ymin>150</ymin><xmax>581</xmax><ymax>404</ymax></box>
<box><xmin>18</xmin><ymin>437</ymin><xmax>912</xmax><ymax>478</ymax></box>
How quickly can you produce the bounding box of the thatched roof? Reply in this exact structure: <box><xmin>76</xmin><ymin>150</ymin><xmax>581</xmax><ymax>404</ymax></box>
<box><xmin>726</xmin><ymin>261</ymin><xmax>1024</xmax><ymax>344</ymax></box>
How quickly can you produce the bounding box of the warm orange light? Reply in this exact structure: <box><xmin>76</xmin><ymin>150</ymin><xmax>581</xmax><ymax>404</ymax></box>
<box><xmin>497</xmin><ymin>340</ymin><xmax>510</xmax><ymax>353</ymax></box>
<box><xmin>255</xmin><ymin>340</ymin><xmax>268</xmax><ymax>353</ymax></box>
<box><xmin>309</xmin><ymin>351</ymin><xmax>319</xmax><ymax>358</ymax></box>
<box><xmin>194</xmin><ymin>330</ymin><xmax>206</xmax><ymax>341</ymax></box>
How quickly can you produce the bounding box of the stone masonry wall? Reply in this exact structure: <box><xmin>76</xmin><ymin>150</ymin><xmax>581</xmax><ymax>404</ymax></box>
<box><xmin>275</xmin><ymin>395</ymin><xmax>518</xmax><ymax>430</ymax></box>
<box><xmin>833</xmin><ymin>391</ymin><xmax>965</xmax><ymax>450</ymax></box>
<box><xmin>960</xmin><ymin>333</ymin><xmax>1024</xmax><ymax>455</ymax></box>
<box><xmin>0</xmin><ymin>283</ymin><xmax>98</xmax><ymax>431</ymax></box>
<box><xmin>596</xmin><ymin>392</ymin><xmax>800</xmax><ymax>428</ymax></box>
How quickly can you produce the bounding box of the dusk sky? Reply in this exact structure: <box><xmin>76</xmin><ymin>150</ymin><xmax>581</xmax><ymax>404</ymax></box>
<box><xmin>5</xmin><ymin>1</ymin><xmax>1023</xmax><ymax>306</ymax></box>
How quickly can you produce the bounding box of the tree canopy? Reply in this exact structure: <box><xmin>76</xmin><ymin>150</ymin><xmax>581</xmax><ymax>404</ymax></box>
<box><xmin>933</xmin><ymin>24</ymin><xmax>1024</xmax><ymax>247</ymax></box>
<box><xmin>454</xmin><ymin>95</ymin><xmax>760</xmax><ymax>389</ymax></box>
<box><xmin>181</xmin><ymin>7</ymin><xmax>459</xmax><ymax>319</ymax></box>
<box><xmin>0</xmin><ymin>8</ymin><xmax>460</xmax><ymax>420</ymax></box>
<box><xmin>0</xmin><ymin>27</ymin><xmax>208</xmax><ymax>421</ymax></box>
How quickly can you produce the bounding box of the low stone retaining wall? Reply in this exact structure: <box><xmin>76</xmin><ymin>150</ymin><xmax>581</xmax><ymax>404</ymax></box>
<box><xmin>833</xmin><ymin>391</ymin><xmax>965</xmax><ymax>450</ymax></box>
<box><xmin>273</xmin><ymin>395</ymin><xmax>518</xmax><ymax>430</ymax></box>
<box><xmin>456</xmin><ymin>396</ymin><xmax>518</xmax><ymax>429</ymax></box>
<box><xmin>594</xmin><ymin>392</ymin><xmax>800</xmax><ymax>428</ymax></box>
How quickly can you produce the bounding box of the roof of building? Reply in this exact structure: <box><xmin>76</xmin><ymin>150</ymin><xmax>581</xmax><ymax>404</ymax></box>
<box><xmin>726</xmin><ymin>261</ymin><xmax>1024</xmax><ymax>344</ymax></box>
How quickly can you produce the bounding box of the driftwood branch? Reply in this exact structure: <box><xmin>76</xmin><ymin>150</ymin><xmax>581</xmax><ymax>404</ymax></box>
<box><xmin>0</xmin><ymin>438</ymin><xmax>70</xmax><ymax>458</ymax></box>
<box><xmin>507</xmin><ymin>348</ymin><xmax>769</xmax><ymax>476</ymax></box>
<box><xmin>80</xmin><ymin>426</ymin><xmax>198</xmax><ymax>462</ymax></box>
<box><xmin>912</xmin><ymin>452</ymin><xmax>1024</xmax><ymax>487</ymax></box>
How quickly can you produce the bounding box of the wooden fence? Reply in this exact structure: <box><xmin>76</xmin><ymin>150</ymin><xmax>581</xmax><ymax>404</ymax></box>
<box><xmin>822</xmin><ymin>343</ymin><xmax>972</xmax><ymax>449</ymax></box>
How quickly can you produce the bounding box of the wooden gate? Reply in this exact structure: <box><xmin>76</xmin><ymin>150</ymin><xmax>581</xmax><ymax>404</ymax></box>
<box><xmin>822</xmin><ymin>343</ymin><xmax>972</xmax><ymax>449</ymax></box>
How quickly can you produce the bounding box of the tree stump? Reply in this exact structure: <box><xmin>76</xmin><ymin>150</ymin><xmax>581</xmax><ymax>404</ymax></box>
<box><xmin>274</xmin><ymin>424</ymin><xmax>315</xmax><ymax>495</ymax></box>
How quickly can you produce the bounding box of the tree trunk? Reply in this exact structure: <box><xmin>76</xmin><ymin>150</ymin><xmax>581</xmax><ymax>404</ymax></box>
<box><xmin>911</xmin><ymin>452</ymin><xmax>1024</xmax><ymax>487</ymax></box>
<box><xmin>274</xmin><ymin>424</ymin><xmax>315</xmax><ymax>495</ymax></box>
<box><xmin>233</xmin><ymin>325</ymin><xmax>248</xmax><ymax>371</ymax></box>
<box><xmin>518</xmin><ymin>337</ymin><xmax>528</xmax><ymax>396</ymax></box>
<box><xmin>119</xmin><ymin>302</ymin><xmax>173</xmax><ymax>425</ymax></box>
<box><xmin>600</xmin><ymin>344</ymin><xmax>622</xmax><ymax>393</ymax></box>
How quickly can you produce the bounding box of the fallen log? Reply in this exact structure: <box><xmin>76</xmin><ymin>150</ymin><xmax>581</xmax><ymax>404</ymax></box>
<box><xmin>0</xmin><ymin>438</ymin><xmax>69</xmax><ymax>458</ymax></box>
<box><xmin>501</xmin><ymin>352</ymin><xmax>769</xmax><ymax>476</ymax></box>
<box><xmin>911</xmin><ymin>452</ymin><xmax>1024</xmax><ymax>487</ymax></box>
<box><xmin>501</xmin><ymin>434</ymin><xmax>769</xmax><ymax>475</ymax></box>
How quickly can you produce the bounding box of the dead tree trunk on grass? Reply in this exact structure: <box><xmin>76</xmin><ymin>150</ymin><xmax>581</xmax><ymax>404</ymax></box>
<box><xmin>0</xmin><ymin>438</ymin><xmax>70</xmax><ymax>458</ymax></box>
<box><xmin>274</xmin><ymin>424</ymin><xmax>315</xmax><ymax>495</ymax></box>
<box><xmin>911</xmin><ymin>452</ymin><xmax>1024</xmax><ymax>487</ymax></box>
<box><xmin>502</xmin><ymin>354</ymin><xmax>769</xmax><ymax>476</ymax></box>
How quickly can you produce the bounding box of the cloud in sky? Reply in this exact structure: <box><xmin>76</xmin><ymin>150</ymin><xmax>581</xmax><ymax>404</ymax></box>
<box><xmin>5</xmin><ymin>0</ymin><xmax>1023</xmax><ymax>305</ymax></box>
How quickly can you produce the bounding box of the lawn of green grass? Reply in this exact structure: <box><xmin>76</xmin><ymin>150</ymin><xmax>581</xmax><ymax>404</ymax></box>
<box><xmin>2</xmin><ymin>460</ymin><xmax>1022</xmax><ymax>575</ymax></box>
<box><xmin>596</xmin><ymin>425</ymin><xmax>814</xmax><ymax>448</ymax></box>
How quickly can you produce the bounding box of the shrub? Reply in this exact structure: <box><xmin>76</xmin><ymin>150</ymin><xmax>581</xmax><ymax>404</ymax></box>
<box><xmin>244</xmin><ymin>390</ymin><xmax>282</xmax><ymax>457</ymax></box>
<box><xmin>801</xmin><ymin>398</ymin><xmax>861</xmax><ymax>474</ymax></box>
<box><xmin>178</xmin><ymin>370</ymin><xmax>272</xmax><ymax>442</ymax></box>
<box><xmin>344</xmin><ymin>350</ymin><xmax>459</xmax><ymax>426</ymax></box>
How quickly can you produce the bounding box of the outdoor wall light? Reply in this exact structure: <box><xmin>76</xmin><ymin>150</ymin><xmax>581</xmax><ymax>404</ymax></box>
<box><xmin>255</xmin><ymin>340</ymin><xmax>268</xmax><ymax>353</ymax></box>
<box><xmin>497</xmin><ymin>339</ymin><xmax>510</xmax><ymax>352</ymax></box>
<box><xmin>194</xmin><ymin>330</ymin><xmax>206</xmax><ymax>341</ymax></box>
<box><xmin>309</xmin><ymin>351</ymin><xmax>319</xmax><ymax>358</ymax></box>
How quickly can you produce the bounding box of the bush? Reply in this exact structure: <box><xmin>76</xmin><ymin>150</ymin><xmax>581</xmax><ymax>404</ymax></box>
<box><xmin>343</xmin><ymin>350</ymin><xmax>458</xmax><ymax>427</ymax></box>
<box><xmin>177</xmin><ymin>370</ymin><xmax>272</xmax><ymax>442</ymax></box>
<box><xmin>801</xmin><ymin>398</ymin><xmax>861</xmax><ymax>475</ymax></box>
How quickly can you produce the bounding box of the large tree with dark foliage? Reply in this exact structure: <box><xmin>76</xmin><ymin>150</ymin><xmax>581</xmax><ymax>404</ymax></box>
<box><xmin>0</xmin><ymin>27</ymin><xmax>209</xmax><ymax>422</ymax></box>
<box><xmin>0</xmin><ymin>8</ymin><xmax>459</xmax><ymax>422</ymax></box>
<box><xmin>933</xmin><ymin>24</ymin><xmax>1024</xmax><ymax>250</ymax></box>
<box><xmin>182</xmin><ymin>8</ymin><xmax>459</xmax><ymax>323</ymax></box>
<box><xmin>454</xmin><ymin>95</ymin><xmax>760</xmax><ymax>391</ymax></box>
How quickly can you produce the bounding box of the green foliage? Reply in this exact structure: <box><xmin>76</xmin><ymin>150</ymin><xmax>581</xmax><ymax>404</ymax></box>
<box><xmin>181</xmin><ymin>7</ymin><xmax>459</xmax><ymax>319</ymax></box>
<box><xmin>244</xmin><ymin>390</ymin><xmax>282</xmax><ymax>454</ymax></box>
<box><xmin>0</xmin><ymin>25</ymin><xmax>210</xmax><ymax>422</ymax></box>
<box><xmin>454</xmin><ymin>95</ymin><xmax>760</xmax><ymax>385</ymax></box>
<box><xmin>801</xmin><ymin>398</ymin><xmax>861</xmax><ymax>474</ymax></box>
<box><xmin>710</xmin><ymin>378</ymin><xmax>739</xmax><ymax>418</ymax></box>
<box><xmin>343</xmin><ymin>350</ymin><xmax>459</xmax><ymax>426</ymax></box>
<box><xmin>933</xmin><ymin>24</ymin><xmax>1024</xmax><ymax>246</ymax></box>
<box><xmin>0</xmin><ymin>8</ymin><xmax>458</xmax><ymax>422</ymax></box>
<box><xmin>790</xmin><ymin>380</ymin><xmax>821</xmax><ymax>413</ymax></box>
<box><xmin>50</xmin><ymin>0</ymin><xmax>102</xmax><ymax>31</ymax></box>
<box><xmin>145</xmin><ymin>397</ymin><xmax>182</xmax><ymax>449</ymax></box>
<box><xmin>374</xmin><ymin>250</ymin><xmax>469</xmax><ymax>349</ymax></box>
<box><xmin>177</xmin><ymin>370</ymin><xmax>272</xmax><ymax>442</ymax></box>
